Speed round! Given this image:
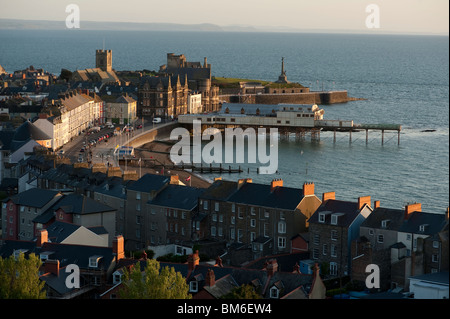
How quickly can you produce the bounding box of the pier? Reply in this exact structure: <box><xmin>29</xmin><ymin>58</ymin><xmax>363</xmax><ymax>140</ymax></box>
<box><xmin>178</xmin><ymin>103</ymin><xmax>402</xmax><ymax>145</ymax></box>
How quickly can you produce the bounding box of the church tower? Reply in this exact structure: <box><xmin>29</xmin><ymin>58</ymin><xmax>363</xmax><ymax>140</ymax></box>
<box><xmin>96</xmin><ymin>49</ymin><xmax>112</xmax><ymax>72</ymax></box>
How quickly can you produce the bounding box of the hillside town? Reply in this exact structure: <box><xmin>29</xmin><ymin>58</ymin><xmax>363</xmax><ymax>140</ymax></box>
<box><xmin>0</xmin><ymin>51</ymin><xmax>448</xmax><ymax>300</ymax></box>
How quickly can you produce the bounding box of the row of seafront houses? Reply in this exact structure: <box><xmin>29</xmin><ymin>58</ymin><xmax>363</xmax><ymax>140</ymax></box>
<box><xmin>0</xmin><ymin>154</ymin><xmax>448</xmax><ymax>299</ymax></box>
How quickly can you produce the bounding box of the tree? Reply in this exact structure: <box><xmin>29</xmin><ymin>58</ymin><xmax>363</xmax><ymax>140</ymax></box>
<box><xmin>221</xmin><ymin>284</ymin><xmax>262</xmax><ymax>299</ymax></box>
<box><xmin>0</xmin><ymin>253</ymin><xmax>46</xmax><ymax>299</ymax></box>
<box><xmin>119</xmin><ymin>259</ymin><xmax>191</xmax><ymax>299</ymax></box>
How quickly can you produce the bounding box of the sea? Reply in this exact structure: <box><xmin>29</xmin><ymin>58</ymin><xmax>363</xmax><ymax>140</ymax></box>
<box><xmin>0</xmin><ymin>29</ymin><xmax>448</xmax><ymax>213</ymax></box>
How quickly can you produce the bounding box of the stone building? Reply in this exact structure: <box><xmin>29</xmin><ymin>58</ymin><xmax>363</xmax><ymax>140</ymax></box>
<box><xmin>71</xmin><ymin>49</ymin><xmax>119</xmax><ymax>84</ymax></box>
<box><xmin>159</xmin><ymin>53</ymin><xmax>220</xmax><ymax>113</ymax></box>
<box><xmin>137</xmin><ymin>74</ymin><xmax>189</xmax><ymax>119</ymax></box>
<box><xmin>308</xmin><ymin>193</ymin><xmax>373</xmax><ymax>278</ymax></box>
<box><xmin>197</xmin><ymin>178</ymin><xmax>322</xmax><ymax>258</ymax></box>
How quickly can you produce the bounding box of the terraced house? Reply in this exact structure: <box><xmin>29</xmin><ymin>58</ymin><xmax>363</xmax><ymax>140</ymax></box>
<box><xmin>199</xmin><ymin>178</ymin><xmax>322</xmax><ymax>259</ymax></box>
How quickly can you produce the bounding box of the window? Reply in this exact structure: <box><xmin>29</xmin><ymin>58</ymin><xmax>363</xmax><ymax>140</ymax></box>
<box><xmin>136</xmin><ymin>192</ymin><xmax>141</xmax><ymax>200</ymax></box>
<box><xmin>264</xmin><ymin>223</ymin><xmax>269</xmax><ymax>237</ymax></box>
<box><xmin>212</xmin><ymin>213</ymin><xmax>217</xmax><ymax>222</ymax></box>
<box><xmin>270</xmin><ymin>286</ymin><xmax>279</xmax><ymax>299</ymax></box>
<box><xmin>319</xmin><ymin>213</ymin><xmax>325</xmax><ymax>223</ymax></box>
<box><xmin>203</xmin><ymin>200</ymin><xmax>208</xmax><ymax>210</ymax></box>
<box><xmin>250</xmin><ymin>219</ymin><xmax>256</xmax><ymax>228</ymax></box>
<box><xmin>330</xmin><ymin>262</ymin><xmax>338</xmax><ymax>276</ymax></box>
<box><xmin>381</xmin><ymin>220</ymin><xmax>390</xmax><ymax>228</ymax></box>
<box><xmin>238</xmin><ymin>229</ymin><xmax>243</xmax><ymax>243</ymax></box>
<box><xmin>313</xmin><ymin>234</ymin><xmax>320</xmax><ymax>245</ymax></box>
<box><xmin>278</xmin><ymin>221</ymin><xmax>286</xmax><ymax>234</ymax></box>
<box><xmin>313</xmin><ymin>248</ymin><xmax>319</xmax><ymax>259</ymax></box>
<box><xmin>189</xmin><ymin>281</ymin><xmax>198</xmax><ymax>292</ymax></box>
<box><xmin>136</xmin><ymin>203</ymin><xmax>141</xmax><ymax>211</ymax></box>
<box><xmin>331</xmin><ymin>244</ymin><xmax>337</xmax><ymax>257</ymax></box>
<box><xmin>278</xmin><ymin>237</ymin><xmax>286</xmax><ymax>249</ymax></box>
<box><xmin>323</xmin><ymin>244</ymin><xmax>328</xmax><ymax>255</ymax></box>
<box><xmin>218</xmin><ymin>227</ymin><xmax>223</xmax><ymax>237</ymax></box>
<box><xmin>331</xmin><ymin>214</ymin><xmax>338</xmax><ymax>225</ymax></box>
<box><xmin>231</xmin><ymin>216</ymin><xmax>235</xmax><ymax>225</ymax></box>
<box><xmin>230</xmin><ymin>228</ymin><xmax>235</xmax><ymax>240</ymax></box>
<box><xmin>433</xmin><ymin>241</ymin><xmax>439</xmax><ymax>249</ymax></box>
<box><xmin>250</xmin><ymin>207</ymin><xmax>256</xmax><ymax>215</ymax></box>
<box><xmin>377</xmin><ymin>234</ymin><xmax>384</xmax><ymax>243</ymax></box>
<box><xmin>136</xmin><ymin>216</ymin><xmax>142</xmax><ymax>224</ymax></box>
<box><xmin>215</xmin><ymin>202</ymin><xmax>219</xmax><ymax>212</ymax></box>
<box><xmin>231</xmin><ymin>203</ymin><xmax>235</xmax><ymax>212</ymax></box>
<box><xmin>432</xmin><ymin>254</ymin><xmax>439</xmax><ymax>263</ymax></box>
<box><xmin>331</xmin><ymin>230</ymin><xmax>338</xmax><ymax>241</ymax></box>
<box><xmin>211</xmin><ymin>226</ymin><xmax>216</xmax><ymax>236</ymax></box>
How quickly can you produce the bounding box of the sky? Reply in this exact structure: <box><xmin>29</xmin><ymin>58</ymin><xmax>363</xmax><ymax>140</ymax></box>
<box><xmin>0</xmin><ymin>0</ymin><xmax>448</xmax><ymax>35</ymax></box>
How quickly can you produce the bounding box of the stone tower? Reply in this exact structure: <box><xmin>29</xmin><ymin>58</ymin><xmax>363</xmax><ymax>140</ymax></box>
<box><xmin>96</xmin><ymin>49</ymin><xmax>112</xmax><ymax>72</ymax></box>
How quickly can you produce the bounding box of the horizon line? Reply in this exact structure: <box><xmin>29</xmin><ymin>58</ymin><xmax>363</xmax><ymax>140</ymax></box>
<box><xmin>0</xmin><ymin>18</ymin><xmax>448</xmax><ymax>37</ymax></box>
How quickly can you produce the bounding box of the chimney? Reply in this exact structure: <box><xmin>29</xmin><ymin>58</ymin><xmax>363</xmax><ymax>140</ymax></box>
<box><xmin>238</xmin><ymin>178</ymin><xmax>252</xmax><ymax>189</ymax></box>
<box><xmin>204</xmin><ymin>57</ymin><xmax>208</xmax><ymax>68</ymax></box>
<box><xmin>39</xmin><ymin>113</ymin><xmax>48</xmax><ymax>119</ymax></box>
<box><xmin>446</xmin><ymin>207</ymin><xmax>449</xmax><ymax>221</ymax></box>
<box><xmin>215</xmin><ymin>256</ymin><xmax>223</xmax><ymax>267</ymax></box>
<box><xmin>188</xmin><ymin>250</ymin><xmax>200</xmax><ymax>272</ymax></box>
<box><xmin>170</xmin><ymin>175</ymin><xmax>179</xmax><ymax>185</ymax></box>
<box><xmin>205</xmin><ymin>269</ymin><xmax>215</xmax><ymax>287</ymax></box>
<box><xmin>313</xmin><ymin>263</ymin><xmax>320</xmax><ymax>279</ymax></box>
<box><xmin>113</xmin><ymin>235</ymin><xmax>125</xmax><ymax>262</ymax></box>
<box><xmin>303</xmin><ymin>182</ymin><xmax>315</xmax><ymax>196</ymax></box>
<box><xmin>374</xmin><ymin>200</ymin><xmax>381</xmax><ymax>209</ymax></box>
<box><xmin>358</xmin><ymin>196</ymin><xmax>371</xmax><ymax>210</ymax></box>
<box><xmin>44</xmin><ymin>259</ymin><xmax>60</xmax><ymax>277</ymax></box>
<box><xmin>266</xmin><ymin>259</ymin><xmax>278</xmax><ymax>276</ymax></box>
<box><xmin>271</xmin><ymin>179</ymin><xmax>283</xmax><ymax>192</ymax></box>
<box><xmin>405</xmin><ymin>203</ymin><xmax>421</xmax><ymax>220</ymax></box>
<box><xmin>36</xmin><ymin>229</ymin><xmax>48</xmax><ymax>248</ymax></box>
<box><xmin>322</xmin><ymin>191</ymin><xmax>335</xmax><ymax>202</ymax></box>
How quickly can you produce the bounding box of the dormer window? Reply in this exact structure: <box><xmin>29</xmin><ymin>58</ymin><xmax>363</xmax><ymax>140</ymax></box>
<box><xmin>189</xmin><ymin>281</ymin><xmax>198</xmax><ymax>292</ymax></box>
<box><xmin>113</xmin><ymin>270</ymin><xmax>123</xmax><ymax>284</ymax></box>
<box><xmin>419</xmin><ymin>224</ymin><xmax>428</xmax><ymax>232</ymax></box>
<box><xmin>319</xmin><ymin>213</ymin><xmax>325</xmax><ymax>223</ymax></box>
<box><xmin>89</xmin><ymin>255</ymin><xmax>103</xmax><ymax>268</ymax></box>
<box><xmin>269</xmin><ymin>286</ymin><xmax>280</xmax><ymax>299</ymax></box>
<box><xmin>331</xmin><ymin>214</ymin><xmax>338</xmax><ymax>225</ymax></box>
<box><xmin>381</xmin><ymin>219</ymin><xmax>390</xmax><ymax>228</ymax></box>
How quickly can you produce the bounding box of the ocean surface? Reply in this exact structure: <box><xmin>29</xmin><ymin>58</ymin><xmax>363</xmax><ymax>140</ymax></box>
<box><xmin>0</xmin><ymin>30</ymin><xmax>448</xmax><ymax>213</ymax></box>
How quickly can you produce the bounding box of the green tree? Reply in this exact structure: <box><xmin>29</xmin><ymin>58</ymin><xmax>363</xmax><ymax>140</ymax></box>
<box><xmin>119</xmin><ymin>259</ymin><xmax>191</xmax><ymax>299</ymax></box>
<box><xmin>0</xmin><ymin>253</ymin><xmax>46</xmax><ymax>299</ymax></box>
<box><xmin>221</xmin><ymin>284</ymin><xmax>262</xmax><ymax>299</ymax></box>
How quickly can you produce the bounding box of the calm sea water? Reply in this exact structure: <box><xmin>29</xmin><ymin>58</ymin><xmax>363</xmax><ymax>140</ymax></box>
<box><xmin>0</xmin><ymin>30</ymin><xmax>448</xmax><ymax>212</ymax></box>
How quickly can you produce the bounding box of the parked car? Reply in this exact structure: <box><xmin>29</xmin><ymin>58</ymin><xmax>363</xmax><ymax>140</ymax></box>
<box><xmin>152</xmin><ymin>117</ymin><xmax>161</xmax><ymax>123</ymax></box>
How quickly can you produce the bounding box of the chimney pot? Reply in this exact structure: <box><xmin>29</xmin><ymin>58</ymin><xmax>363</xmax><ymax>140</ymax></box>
<box><xmin>36</xmin><ymin>229</ymin><xmax>48</xmax><ymax>248</ymax></box>
<box><xmin>303</xmin><ymin>182</ymin><xmax>315</xmax><ymax>196</ymax></box>
<box><xmin>405</xmin><ymin>203</ymin><xmax>421</xmax><ymax>220</ymax></box>
<box><xmin>322</xmin><ymin>191</ymin><xmax>335</xmax><ymax>202</ymax></box>
<box><xmin>358</xmin><ymin>196</ymin><xmax>371</xmax><ymax>210</ymax></box>
<box><xmin>374</xmin><ymin>200</ymin><xmax>381</xmax><ymax>209</ymax></box>
<box><xmin>113</xmin><ymin>235</ymin><xmax>125</xmax><ymax>261</ymax></box>
<box><xmin>271</xmin><ymin>179</ymin><xmax>283</xmax><ymax>192</ymax></box>
<box><xmin>205</xmin><ymin>269</ymin><xmax>215</xmax><ymax>287</ymax></box>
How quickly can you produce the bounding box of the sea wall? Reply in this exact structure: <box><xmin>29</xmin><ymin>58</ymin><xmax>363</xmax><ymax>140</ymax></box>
<box><xmin>125</xmin><ymin>122</ymin><xmax>178</xmax><ymax>148</ymax></box>
<box><xmin>220</xmin><ymin>91</ymin><xmax>349</xmax><ymax>105</ymax></box>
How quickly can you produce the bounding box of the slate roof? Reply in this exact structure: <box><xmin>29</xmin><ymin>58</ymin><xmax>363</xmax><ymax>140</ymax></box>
<box><xmin>308</xmin><ymin>199</ymin><xmax>364</xmax><ymax>227</ymax></box>
<box><xmin>228</xmin><ymin>182</ymin><xmax>305</xmax><ymax>210</ymax></box>
<box><xmin>399</xmin><ymin>211</ymin><xmax>447</xmax><ymax>235</ymax></box>
<box><xmin>4</xmin><ymin>188</ymin><xmax>60</xmax><ymax>208</ymax></box>
<box><xmin>199</xmin><ymin>179</ymin><xmax>238</xmax><ymax>201</ymax></box>
<box><xmin>51</xmin><ymin>193</ymin><xmax>115</xmax><ymax>215</ymax></box>
<box><xmin>147</xmin><ymin>184</ymin><xmax>205</xmax><ymax>211</ymax></box>
<box><xmin>126</xmin><ymin>173</ymin><xmax>169</xmax><ymax>193</ymax></box>
<box><xmin>360</xmin><ymin>207</ymin><xmax>406</xmax><ymax>230</ymax></box>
